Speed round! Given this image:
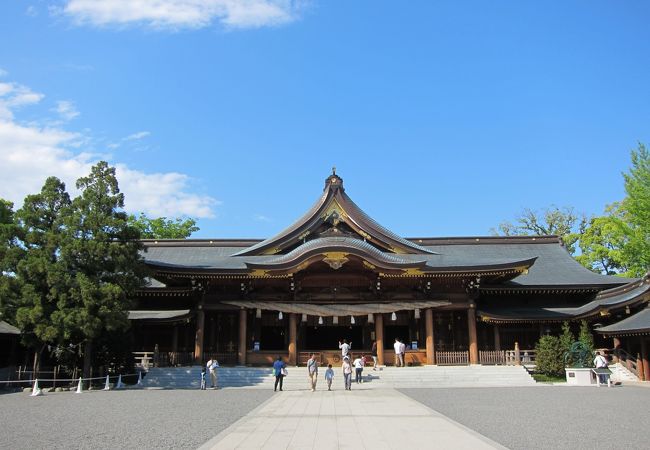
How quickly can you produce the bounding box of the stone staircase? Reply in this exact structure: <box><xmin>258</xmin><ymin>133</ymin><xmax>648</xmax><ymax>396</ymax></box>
<box><xmin>143</xmin><ymin>365</ymin><xmax>536</xmax><ymax>390</ymax></box>
<box><xmin>609</xmin><ymin>363</ymin><xmax>639</xmax><ymax>383</ymax></box>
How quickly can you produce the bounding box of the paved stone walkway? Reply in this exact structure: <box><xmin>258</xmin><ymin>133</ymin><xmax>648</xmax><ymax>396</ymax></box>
<box><xmin>199</xmin><ymin>388</ymin><xmax>505</xmax><ymax>449</ymax></box>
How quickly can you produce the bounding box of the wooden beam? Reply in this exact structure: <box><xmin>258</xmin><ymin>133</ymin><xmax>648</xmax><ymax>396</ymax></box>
<box><xmin>468</xmin><ymin>307</ymin><xmax>478</xmax><ymax>365</ymax></box>
<box><xmin>376</xmin><ymin>314</ymin><xmax>384</xmax><ymax>366</ymax></box>
<box><xmin>289</xmin><ymin>313</ymin><xmax>297</xmax><ymax>366</ymax></box>
<box><xmin>194</xmin><ymin>308</ymin><xmax>204</xmax><ymax>364</ymax></box>
<box><xmin>238</xmin><ymin>309</ymin><xmax>247</xmax><ymax>366</ymax></box>
<box><xmin>425</xmin><ymin>308</ymin><xmax>435</xmax><ymax>365</ymax></box>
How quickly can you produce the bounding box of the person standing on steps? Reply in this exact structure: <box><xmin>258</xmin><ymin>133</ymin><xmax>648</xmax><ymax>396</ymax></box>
<box><xmin>206</xmin><ymin>358</ymin><xmax>219</xmax><ymax>389</ymax></box>
<box><xmin>273</xmin><ymin>356</ymin><xmax>286</xmax><ymax>392</ymax></box>
<box><xmin>394</xmin><ymin>338</ymin><xmax>403</xmax><ymax>367</ymax></box>
<box><xmin>399</xmin><ymin>339</ymin><xmax>406</xmax><ymax>367</ymax></box>
<box><xmin>371</xmin><ymin>341</ymin><xmax>378</xmax><ymax>370</ymax></box>
<box><xmin>307</xmin><ymin>353</ymin><xmax>319</xmax><ymax>391</ymax></box>
<box><xmin>339</xmin><ymin>339</ymin><xmax>352</xmax><ymax>359</ymax></box>
<box><xmin>342</xmin><ymin>356</ymin><xmax>352</xmax><ymax>390</ymax></box>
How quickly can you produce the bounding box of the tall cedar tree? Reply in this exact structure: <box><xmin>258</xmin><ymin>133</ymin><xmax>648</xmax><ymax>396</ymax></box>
<box><xmin>11</xmin><ymin>178</ymin><xmax>71</xmax><ymax>374</ymax></box>
<box><xmin>61</xmin><ymin>162</ymin><xmax>146</xmax><ymax>378</ymax></box>
<box><xmin>0</xmin><ymin>199</ymin><xmax>18</xmax><ymax>323</ymax></box>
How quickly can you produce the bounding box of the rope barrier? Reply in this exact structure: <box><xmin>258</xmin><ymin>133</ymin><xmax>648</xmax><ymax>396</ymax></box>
<box><xmin>0</xmin><ymin>373</ymin><xmax>141</xmax><ymax>384</ymax></box>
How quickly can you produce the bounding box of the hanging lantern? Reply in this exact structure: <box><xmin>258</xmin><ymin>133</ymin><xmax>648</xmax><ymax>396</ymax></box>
<box><xmin>350</xmin><ymin>315</ymin><xmax>355</xmax><ymax>324</ymax></box>
<box><xmin>333</xmin><ymin>316</ymin><xmax>338</xmax><ymax>325</ymax></box>
<box><xmin>318</xmin><ymin>316</ymin><xmax>324</xmax><ymax>325</ymax></box>
<box><xmin>414</xmin><ymin>308</ymin><xmax>421</xmax><ymax>319</ymax></box>
<box><xmin>256</xmin><ymin>308</ymin><xmax>261</xmax><ymax>319</ymax></box>
<box><xmin>278</xmin><ymin>311</ymin><xmax>283</xmax><ymax>320</ymax></box>
<box><xmin>391</xmin><ymin>312</ymin><xmax>397</xmax><ymax>321</ymax></box>
<box><xmin>301</xmin><ymin>314</ymin><xmax>307</xmax><ymax>322</ymax></box>
<box><xmin>367</xmin><ymin>313</ymin><xmax>374</xmax><ymax>324</ymax></box>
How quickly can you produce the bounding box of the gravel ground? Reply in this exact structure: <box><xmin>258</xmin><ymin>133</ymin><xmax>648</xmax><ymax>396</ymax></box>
<box><xmin>399</xmin><ymin>386</ymin><xmax>650</xmax><ymax>450</ymax></box>
<box><xmin>0</xmin><ymin>388</ymin><xmax>273</xmax><ymax>449</ymax></box>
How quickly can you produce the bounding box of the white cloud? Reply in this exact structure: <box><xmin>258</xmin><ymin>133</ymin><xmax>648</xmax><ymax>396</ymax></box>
<box><xmin>54</xmin><ymin>100</ymin><xmax>80</xmax><ymax>121</ymax></box>
<box><xmin>0</xmin><ymin>78</ymin><xmax>219</xmax><ymax>219</ymax></box>
<box><xmin>124</xmin><ymin>130</ymin><xmax>150</xmax><ymax>141</ymax></box>
<box><xmin>0</xmin><ymin>68</ymin><xmax>7</xmax><ymax>77</ymax></box>
<box><xmin>253</xmin><ymin>214</ymin><xmax>271</xmax><ymax>222</ymax></box>
<box><xmin>61</xmin><ymin>0</ymin><xmax>306</xmax><ymax>30</ymax></box>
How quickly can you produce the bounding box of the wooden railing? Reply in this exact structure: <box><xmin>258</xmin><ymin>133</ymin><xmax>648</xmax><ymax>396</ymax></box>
<box><xmin>479</xmin><ymin>350</ymin><xmax>505</xmax><ymax>365</ymax></box>
<box><xmin>505</xmin><ymin>349</ymin><xmax>536</xmax><ymax>366</ymax></box>
<box><xmin>436</xmin><ymin>351</ymin><xmax>469</xmax><ymax>365</ymax></box>
<box><xmin>612</xmin><ymin>348</ymin><xmax>639</xmax><ymax>377</ymax></box>
<box><xmin>155</xmin><ymin>351</ymin><xmax>195</xmax><ymax>367</ymax></box>
<box><xmin>133</xmin><ymin>352</ymin><xmax>153</xmax><ymax>370</ymax></box>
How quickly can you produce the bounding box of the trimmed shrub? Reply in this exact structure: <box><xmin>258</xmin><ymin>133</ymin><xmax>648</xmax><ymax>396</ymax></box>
<box><xmin>535</xmin><ymin>335</ymin><xmax>565</xmax><ymax>377</ymax></box>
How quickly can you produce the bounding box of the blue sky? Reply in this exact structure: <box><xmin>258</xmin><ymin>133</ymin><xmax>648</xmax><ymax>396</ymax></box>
<box><xmin>0</xmin><ymin>1</ymin><xmax>649</xmax><ymax>239</ymax></box>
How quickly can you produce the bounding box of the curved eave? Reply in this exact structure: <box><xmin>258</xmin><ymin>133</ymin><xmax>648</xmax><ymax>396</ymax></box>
<box><xmin>596</xmin><ymin>306</ymin><xmax>650</xmax><ymax>337</ymax></box>
<box><xmin>136</xmin><ymin>287</ymin><xmax>194</xmax><ymax>297</ymax></box>
<box><xmin>233</xmin><ymin>175</ymin><xmax>435</xmax><ymax>256</ymax></box>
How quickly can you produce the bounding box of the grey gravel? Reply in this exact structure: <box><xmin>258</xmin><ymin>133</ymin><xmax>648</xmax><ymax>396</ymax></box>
<box><xmin>399</xmin><ymin>386</ymin><xmax>650</xmax><ymax>450</ymax></box>
<box><xmin>0</xmin><ymin>389</ymin><xmax>273</xmax><ymax>449</ymax></box>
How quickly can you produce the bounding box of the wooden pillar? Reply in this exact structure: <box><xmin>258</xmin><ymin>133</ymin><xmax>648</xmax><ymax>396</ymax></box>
<box><xmin>467</xmin><ymin>307</ymin><xmax>479</xmax><ymax>364</ymax></box>
<box><xmin>376</xmin><ymin>313</ymin><xmax>384</xmax><ymax>366</ymax></box>
<box><xmin>494</xmin><ymin>325</ymin><xmax>501</xmax><ymax>351</ymax></box>
<box><xmin>172</xmin><ymin>325</ymin><xmax>179</xmax><ymax>353</ymax></box>
<box><xmin>238</xmin><ymin>309</ymin><xmax>247</xmax><ymax>366</ymax></box>
<box><xmin>288</xmin><ymin>313</ymin><xmax>297</xmax><ymax>366</ymax></box>
<box><xmin>641</xmin><ymin>337</ymin><xmax>649</xmax><ymax>382</ymax></box>
<box><xmin>425</xmin><ymin>308</ymin><xmax>435</xmax><ymax>365</ymax></box>
<box><xmin>194</xmin><ymin>308</ymin><xmax>205</xmax><ymax>364</ymax></box>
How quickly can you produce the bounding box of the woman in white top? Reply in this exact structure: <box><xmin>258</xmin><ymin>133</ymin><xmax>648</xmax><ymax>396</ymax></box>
<box><xmin>342</xmin><ymin>356</ymin><xmax>352</xmax><ymax>390</ymax></box>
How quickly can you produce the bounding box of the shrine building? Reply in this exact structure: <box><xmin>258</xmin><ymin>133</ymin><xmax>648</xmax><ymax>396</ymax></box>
<box><xmin>132</xmin><ymin>171</ymin><xmax>650</xmax><ymax>373</ymax></box>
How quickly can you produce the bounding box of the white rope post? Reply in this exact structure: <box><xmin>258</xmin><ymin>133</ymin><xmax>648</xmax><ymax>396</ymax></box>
<box><xmin>136</xmin><ymin>371</ymin><xmax>143</xmax><ymax>387</ymax></box>
<box><xmin>116</xmin><ymin>374</ymin><xmax>124</xmax><ymax>389</ymax></box>
<box><xmin>103</xmin><ymin>375</ymin><xmax>111</xmax><ymax>391</ymax></box>
<box><xmin>30</xmin><ymin>379</ymin><xmax>43</xmax><ymax>397</ymax></box>
<box><xmin>75</xmin><ymin>377</ymin><xmax>83</xmax><ymax>394</ymax></box>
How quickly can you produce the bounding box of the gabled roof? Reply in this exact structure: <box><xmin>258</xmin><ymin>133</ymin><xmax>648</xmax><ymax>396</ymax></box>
<box><xmin>233</xmin><ymin>171</ymin><xmax>435</xmax><ymax>256</ymax></box>
<box><xmin>478</xmin><ymin>273</ymin><xmax>650</xmax><ymax>322</ymax></box>
<box><xmin>0</xmin><ymin>320</ymin><xmax>20</xmax><ymax>335</ymax></box>
<box><xmin>596</xmin><ymin>307</ymin><xmax>650</xmax><ymax>336</ymax></box>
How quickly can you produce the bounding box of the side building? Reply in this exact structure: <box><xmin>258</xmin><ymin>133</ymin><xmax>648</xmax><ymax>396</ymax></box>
<box><xmin>131</xmin><ymin>172</ymin><xmax>649</xmax><ymax>373</ymax></box>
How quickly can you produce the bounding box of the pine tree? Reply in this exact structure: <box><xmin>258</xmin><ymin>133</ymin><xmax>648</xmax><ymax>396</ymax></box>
<box><xmin>60</xmin><ymin>162</ymin><xmax>146</xmax><ymax>379</ymax></box>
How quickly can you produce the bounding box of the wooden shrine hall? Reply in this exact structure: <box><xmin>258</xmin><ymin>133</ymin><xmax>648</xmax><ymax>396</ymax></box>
<box><xmin>131</xmin><ymin>171</ymin><xmax>649</xmax><ymax>368</ymax></box>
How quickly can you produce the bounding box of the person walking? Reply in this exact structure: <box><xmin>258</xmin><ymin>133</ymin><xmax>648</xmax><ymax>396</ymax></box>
<box><xmin>339</xmin><ymin>339</ymin><xmax>352</xmax><ymax>359</ymax></box>
<box><xmin>206</xmin><ymin>358</ymin><xmax>219</xmax><ymax>388</ymax></box>
<box><xmin>307</xmin><ymin>353</ymin><xmax>319</xmax><ymax>391</ymax></box>
<box><xmin>399</xmin><ymin>339</ymin><xmax>406</xmax><ymax>367</ymax></box>
<box><xmin>325</xmin><ymin>364</ymin><xmax>334</xmax><ymax>391</ymax></box>
<box><xmin>371</xmin><ymin>340</ymin><xmax>378</xmax><ymax>370</ymax></box>
<box><xmin>353</xmin><ymin>354</ymin><xmax>364</xmax><ymax>383</ymax></box>
<box><xmin>393</xmin><ymin>338</ymin><xmax>403</xmax><ymax>367</ymax></box>
<box><xmin>342</xmin><ymin>356</ymin><xmax>352</xmax><ymax>390</ymax></box>
<box><xmin>273</xmin><ymin>356</ymin><xmax>286</xmax><ymax>392</ymax></box>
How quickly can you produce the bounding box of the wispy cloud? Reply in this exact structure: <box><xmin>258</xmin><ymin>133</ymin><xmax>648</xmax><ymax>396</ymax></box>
<box><xmin>0</xmin><ymin>68</ymin><xmax>7</xmax><ymax>77</ymax></box>
<box><xmin>54</xmin><ymin>100</ymin><xmax>80</xmax><ymax>121</ymax></box>
<box><xmin>60</xmin><ymin>0</ymin><xmax>307</xmax><ymax>30</ymax></box>
<box><xmin>0</xmin><ymin>77</ymin><xmax>219</xmax><ymax>219</ymax></box>
<box><xmin>253</xmin><ymin>214</ymin><xmax>272</xmax><ymax>222</ymax></box>
<box><xmin>124</xmin><ymin>130</ymin><xmax>150</xmax><ymax>141</ymax></box>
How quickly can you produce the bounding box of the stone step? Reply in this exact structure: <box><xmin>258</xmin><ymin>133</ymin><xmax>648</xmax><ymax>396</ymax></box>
<box><xmin>143</xmin><ymin>365</ymin><xmax>535</xmax><ymax>389</ymax></box>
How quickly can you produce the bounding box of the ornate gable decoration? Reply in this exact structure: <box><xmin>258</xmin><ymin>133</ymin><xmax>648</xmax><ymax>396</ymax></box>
<box><xmin>234</xmin><ymin>170</ymin><xmax>436</xmax><ymax>257</ymax></box>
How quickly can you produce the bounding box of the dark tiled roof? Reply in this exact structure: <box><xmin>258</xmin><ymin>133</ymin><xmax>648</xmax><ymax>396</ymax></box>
<box><xmin>596</xmin><ymin>307</ymin><xmax>650</xmax><ymax>335</ymax></box>
<box><xmin>478</xmin><ymin>273</ymin><xmax>649</xmax><ymax>321</ymax></box>
<box><xmin>0</xmin><ymin>320</ymin><xmax>20</xmax><ymax>335</ymax></box>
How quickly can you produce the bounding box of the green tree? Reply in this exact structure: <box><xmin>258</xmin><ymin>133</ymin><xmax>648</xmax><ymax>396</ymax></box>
<box><xmin>620</xmin><ymin>144</ymin><xmax>650</xmax><ymax>276</ymax></box>
<box><xmin>0</xmin><ymin>199</ymin><xmax>18</xmax><ymax>323</ymax></box>
<box><xmin>559</xmin><ymin>322</ymin><xmax>574</xmax><ymax>355</ymax></box>
<box><xmin>535</xmin><ymin>335</ymin><xmax>565</xmax><ymax>377</ymax></box>
<box><xmin>578</xmin><ymin>320</ymin><xmax>594</xmax><ymax>354</ymax></box>
<box><xmin>577</xmin><ymin>144</ymin><xmax>649</xmax><ymax>277</ymax></box>
<box><xmin>127</xmin><ymin>213</ymin><xmax>199</xmax><ymax>239</ymax></box>
<box><xmin>11</xmin><ymin>177</ymin><xmax>71</xmax><ymax>374</ymax></box>
<box><xmin>60</xmin><ymin>161</ymin><xmax>146</xmax><ymax>379</ymax></box>
<box><xmin>492</xmin><ymin>206</ymin><xmax>586</xmax><ymax>254</ymax></box>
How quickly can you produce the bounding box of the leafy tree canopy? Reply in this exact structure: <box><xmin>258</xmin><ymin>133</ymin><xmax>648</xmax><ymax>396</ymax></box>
<box><xmin>492</xmin><ymin>206</ymin><xmax>586</xmax><ymax>254</ymax></box>
<box><xmin>128</xmin><ymin>213</ymin><xmax>199</xmax><ymax>239</ymax></box>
